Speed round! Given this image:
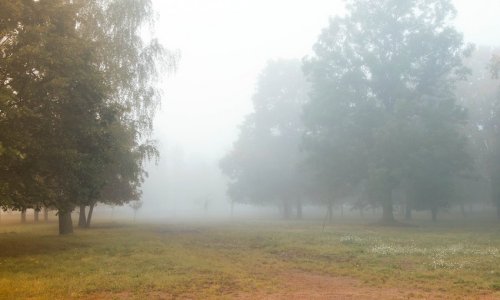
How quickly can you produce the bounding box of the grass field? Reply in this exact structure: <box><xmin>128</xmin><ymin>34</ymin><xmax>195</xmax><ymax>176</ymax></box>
<box><xmin>0</xmin><ymin>216</ymin><xmax>500</xmax><ymax>299</ymax></box>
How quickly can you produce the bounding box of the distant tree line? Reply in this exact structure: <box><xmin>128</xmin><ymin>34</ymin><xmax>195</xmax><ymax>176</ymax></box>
<box><xmin>0</xmin><ymin>0</ymin><xmax>175</xmax><ymax>234</ymax></box>
<box><xmin>221</xmin><ymin>0</ymin><xmax>500</xmax><ymax>223</ymax></box>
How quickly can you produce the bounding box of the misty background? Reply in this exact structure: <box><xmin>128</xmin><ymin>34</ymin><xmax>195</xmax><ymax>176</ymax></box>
<box><xmin>127</xmin><ymin>0</ymin><xmax>500</xmax><ymax>219</ymax></box>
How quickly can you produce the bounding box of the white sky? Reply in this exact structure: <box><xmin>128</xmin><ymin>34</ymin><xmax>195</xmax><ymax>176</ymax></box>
<box><xmin>150</xmin><ymin>0</ymin><xmax>500</xmax><ymax>161</ymax></box>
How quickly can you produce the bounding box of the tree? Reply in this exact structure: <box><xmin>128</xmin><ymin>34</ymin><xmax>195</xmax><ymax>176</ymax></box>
<box><xmin>0</xmin><ymin>0</ymin><xmax>108</xmax><ymax>233</ymax></box>
<box><xmin>83</xmin><ymin>119</ymin><xmax>156</xmax><ymax>228</ymax></box>
<box><xmin>455</xmin><ymin>47</ymin><xmax>500</xmax><ymax>217</ymax></box>
<box><xmin>129</xmin><ymin>200</ymin><xmax>143</xmax><ymax>222</ymax></box>
<box><xmin>72</xmin><ymin>0</ymin><xmax>175</xmax><ymax>229</ymax></box>
<box><xmin>0</xmin><ymin>0</ymin><xmax>43</xmax><ymax>216</ymax></box>
<box><xmin>0</xmin><ymin>0</ymin><xmax>172</xmax><ymax>234</ymax></box>
<box><xmin>221</xmin><ymin>59</ymin><xmax>309</xmax><ymax>219</ymax></box>
<box><xmin>303</xmin><ymin>0</ymin><xmax>471</xmax><ymax>222</ymax></box>
<box><xmin>486</xmin><ymin>52</ymin><xmax>500</xmax><ymax>219</ymax></box>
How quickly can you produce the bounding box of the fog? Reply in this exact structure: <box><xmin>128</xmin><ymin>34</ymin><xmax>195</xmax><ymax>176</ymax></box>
<box><xmin>138</xmin><ymin>0</ymin><xmax>345</xmax><ymax>219</ymax></box>
<box><xmin>114</xmin><ymin>0</ymin><xmax>499</xmax><ymax>221</ymax></box>
<box><xmin>4</xmin><ymin>2</ymin><xmax>500</xmax><ymax>297</ymax></box>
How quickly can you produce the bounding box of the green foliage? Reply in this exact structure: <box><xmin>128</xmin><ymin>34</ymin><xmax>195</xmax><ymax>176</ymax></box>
<box><xmin>0</xmin><ymin>0</ymin><xmax>173</xmax><ymax>232</ymax></box>
<box><xmin>303</xmin><ymin>0</ymin><xmax>471</xmax><ymax>220</ymax></box>
<box><xmin>485</xmin><ymin>52</ymin><xmax>500</xmax><ymax>216</ymax></box>
<box><xmin>455</xmin><ymin>47</ymin><xmax>500</xmax><ymax>217</ymax></box>
<box><xmin>220</xmin><ymin>60</ymin><xmax>308</xmax><ymax>212</ymax></box>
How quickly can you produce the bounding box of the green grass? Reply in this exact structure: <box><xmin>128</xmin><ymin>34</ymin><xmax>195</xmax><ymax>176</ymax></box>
<box><xmin>0</xmin><ymin>218</ymin><xmax>499</xmax><ymax>299</ymax></box>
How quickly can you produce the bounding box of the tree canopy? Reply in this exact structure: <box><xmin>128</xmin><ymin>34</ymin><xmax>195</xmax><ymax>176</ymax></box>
<box><xmin>0</xmin><ymin>0</ymin><xmax>173</xmax><ymax>233</ymax></box>
<box><xmin>302</xmin><ymin>0</ymin><xmax>472</xmax><ymax>222</ymax></box>
<box><xmin>220</xmin><ymin>59</ymin><xmax>308</xmax><ymax>218</ymax></box>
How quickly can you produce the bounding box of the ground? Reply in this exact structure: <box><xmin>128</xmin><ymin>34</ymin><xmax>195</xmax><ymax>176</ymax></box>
<box><xmin>0</xmin><ymin>214</ymin><xmax>499</xmax><ymax>299</ymax></box>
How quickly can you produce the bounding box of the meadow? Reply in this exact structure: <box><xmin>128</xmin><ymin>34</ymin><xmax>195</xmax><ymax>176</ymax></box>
<box><xmin>0</xmin><ymin>214</ymin><xmax>499</xmax><ymax>299</ymax></box>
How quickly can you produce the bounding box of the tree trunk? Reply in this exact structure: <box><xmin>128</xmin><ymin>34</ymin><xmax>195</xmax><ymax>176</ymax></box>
<box><xmin>327</xmin><ymin>200</ymin><xmax>333</xmax><ymax>223</ymax></box>
<box><xmin>58</xmin><ymin>210</ymin><xmax>73</xmax><ymax>235</ymax></box>
<box><xmin>405</xmin><ymin>205</ymin><xmax>412</xmax><ymax>220</ymax></box>
<box><xmin>296</xmin><ymin>199</ymin><xmax>302</xmax><ymax>219</ymax></box>
<box><xmin>21</xmin><ymin>209</ymin><xmax>26</xmax><ymax>223</ymax></box>
<box><xmin>78</xmin><ymin>205</ymin><xmax>87</xmax><ymax>228</ymax></box>
<box><xmin>460</xmin><ymin>202</ymin><xmax>466</xmax><ymax>218</ymax></box>
<box><xmin>282</xmin><ymin>200</ymin><xmax>291</xmax><ymax>219</ymax></box>
<box><xmin>381</xmin><ymin>199</ymin><xmax>394</xmax><ymax>223</ymax></box>
<box><xmin>43</xmin><ymin>207</ymin><xmax>49</xmax><ymax>222</ymax></box>
<box><xmin>203</xmin><ymin>200</ymin><xmax>208</xmax><ymax>213</ymax></box>
<box><xmin>85</xmin><ymin>203</ymin><xmax>95</xmax><ymax>228</ymax></box>
<box><xmin>34</xmin><ymin>210</ymin><xmax>39</xmax><ymax>223</ymax></box>
<box><xmin>431</xmin><ymin>207</ymin><xmax>438</xmax><ymax>222</ymax></box>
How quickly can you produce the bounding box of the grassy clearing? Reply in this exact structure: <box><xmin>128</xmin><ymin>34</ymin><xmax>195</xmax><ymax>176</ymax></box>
<box><xmin>0</xmin><ymin>218</ymin><xmax>499</xmax><ymax>299</ymax></box>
